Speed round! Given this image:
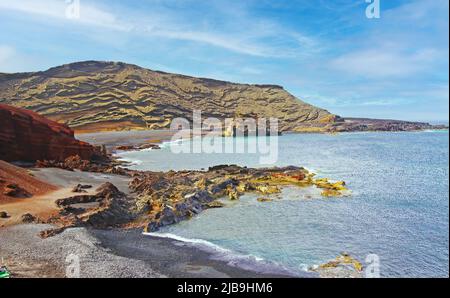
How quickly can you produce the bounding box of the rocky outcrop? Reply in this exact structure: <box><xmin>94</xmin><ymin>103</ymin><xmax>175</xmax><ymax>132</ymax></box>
<box><xmin>328</xmin><ymin>118</ymin><xmax>440</xmax><ymax>132</ymax></box>
<box><xmin>71</xmin><ymin>184</ymin><xmax>92</xmax><ymax>193</ymax></box>
<box><xmin>310</xmin><ymin>253</ymin><xmax>364</xmax><ymax>278</ymax></box>
<box><xmin>129</xmin><ymin>165</ymin><xmax>350</xmax><ymax>232</ymax></box>
<box><xmin>3</xmin><ymin>183</ymin><xmax>30</xmax><ymax>198</ymax></box>
<box><xmin>21</xmin><ymin>213</ymin><xmax>39</xmax><ymax>224</ymax></box>
<box><xmin>115</xmin><ymin>143</ymin><xmax>161</xmax><ymax>151</ymax></box>
<box><xmin>0</xmin><ymin>61</ymin><xmax>337</xmax><ymax>133</ymax></box>
<box><xmin>40</xmin><ymin>164</ymin><xmax>350</xmax><ymax>237</ymax></box>
<box><xmin>36</xmin><ymin>155</ymin><xmax>127</xmax><ymax>176</ymax></box>
<box><xmin>41</xmin><ymin>182</ymin><xmax>135</xmax><ymax>238</ymax></box>
<box><xmin>0</xmin><ymin>104</ymin><xmax>101</xmax><ymax>162</ymax></box>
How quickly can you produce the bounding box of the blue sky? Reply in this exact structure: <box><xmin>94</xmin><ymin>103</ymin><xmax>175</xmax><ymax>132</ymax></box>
<box><xmin>0</xmin><ymin>0</ymin><xmax>448</xmax><ymax>122</ymax></box>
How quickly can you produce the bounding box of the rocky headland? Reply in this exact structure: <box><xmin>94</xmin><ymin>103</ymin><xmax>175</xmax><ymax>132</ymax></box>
<box><xmin>33</xmin><ymin>158</ymin><xmax>350</xmax><ymax>238</ymax></box>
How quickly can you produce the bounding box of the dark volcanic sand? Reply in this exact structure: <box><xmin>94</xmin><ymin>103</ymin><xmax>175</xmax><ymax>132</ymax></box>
<box><xmin>91</xmin><ymin>228</ymin><xmax>306</xmax><ymax>278</ymax></box>
<box><xmin>0</xmin><ymin>224</ymin><xmax>305</xmax><ymax>278</ymax></box>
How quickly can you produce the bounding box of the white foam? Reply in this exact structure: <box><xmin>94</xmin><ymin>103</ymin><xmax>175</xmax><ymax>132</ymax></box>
<box><xmin>143</xmin><ymin>232</ymin><xmax>302</xmax><ymax>276</ymax></box>
<box><xmin>115</xmin><ymin>156</ymin><xmax>143</xmax><ymax>166</ymax></box>
<box><xmin>144</xmin><ymin>232</ymin><xmax>233</xmax><ymax>255</ymax></box>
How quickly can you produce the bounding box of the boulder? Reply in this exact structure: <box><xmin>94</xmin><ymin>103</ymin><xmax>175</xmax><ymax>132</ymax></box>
<box><xmin>227</xmin><ymin>185</ymin><xmax>240</xmax><ymax>200</ymax></box>
<box><xmin>257</xmin><ymin>197</ymin><xmax>273</xmax><ymax>202</ymax></box>
<box><xmin>144</xmin><ymin>221</ymin><xmax>160</xmax><ymax>233</ymax></box>
<box><xmin>3</xmin><ymin>183</ymin><xmax>31</xmax><ymax>198</ymax></box>
<box><xmin>0</xmin><ymin>211</ymin><xmax>9</xmax><ymax>218</ymax></box>
<box><xmin>21</xmin><ymin>213</ymin><xmax>38</xmax><ymax>223</ymax></box>
<box><xmin>209</xmin><ymin>178</ymin><xmax>239</xmax><ymax>197</ymax></box>
<box><xmin>190</xmin><ymin>190</ymin><xmax>214</xmax><ymax>204</ymax></box>
<box><xmin>204</xmin><ymin>201</ymin><xmax>225</xmax><ymax>209</ymax></box>
<box><xmin>71</xmin><ymin>184</ymin><xmax>92</xmax><ymax>193</ymax></box>
<box><xmin>159</xmin><ymin>207</ymin><xmax>177</xmax><ymax>226</ymax></box>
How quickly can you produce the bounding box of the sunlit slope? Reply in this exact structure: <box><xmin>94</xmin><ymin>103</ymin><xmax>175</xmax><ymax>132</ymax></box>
<box><xmin>0</xmin><ymin>61</ymin><xmax>338</xmax><ymax>132</ymax></box>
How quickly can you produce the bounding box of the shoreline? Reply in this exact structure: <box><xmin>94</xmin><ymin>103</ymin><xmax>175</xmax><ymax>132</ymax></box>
<box><xmin>0</xmin><ymin>130</ymin><xmax>311</xmax><ymax>277</ymax></box>
<box><xmin>4</xmin><ymin>130</ymin><xmax>446</xmax><ymax>278</ymax></box>
<box><xmin>0</xmin><ymin>224</ymin><xmax>301</xmax><ymax>278</ymax></box>
<box><xmin>76</xmin><ymin>128</ymin><xmax>449</xmax><ymax>151</ymax></box>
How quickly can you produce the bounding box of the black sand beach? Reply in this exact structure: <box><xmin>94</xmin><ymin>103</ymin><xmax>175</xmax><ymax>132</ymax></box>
<box><xmin>0</xmin><ymin>224</ymin><xmax>301</xmax><ymax>278</ymax></box>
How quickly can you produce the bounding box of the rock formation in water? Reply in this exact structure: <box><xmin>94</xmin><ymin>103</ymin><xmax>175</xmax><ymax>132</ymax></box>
<box><xmin>37</xmin><ymin>160</ymin><xmax>350</xmax><ymax>237</ymax></box>
<box><xmin>0</xmin><ymin>104</ymin><xmax>102</xmax><ymax>162</ymax></box>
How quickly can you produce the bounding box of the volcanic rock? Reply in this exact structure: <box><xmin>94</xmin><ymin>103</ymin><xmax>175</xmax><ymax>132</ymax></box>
<box><xmin>21</xmin><ymin>213</ymin><xmax>38</xmax><ymax>223</ymax></box>
<box><xmin>0</xmin><ymin>104</ymin><xmax>99</xmax><ymax>162</ymax></box>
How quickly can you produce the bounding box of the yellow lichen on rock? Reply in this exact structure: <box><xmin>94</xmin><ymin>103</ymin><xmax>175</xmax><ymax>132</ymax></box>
<box><xmin>254</xmin><ymin>183</ymin><xmax>281</xmax><ymax>195</ymax></box>
<box><xmin>236</xmin><ymin>182</ymin><xmax>249</xmax><ymax>193</ymax></box>
<box><xmin>314</xmin><ymin>178</ymin><xmax>348</xmax><ymax>197</ymax></box>
<box><xmin>247</xmin><ymin>169</ymin><xmax>348</xmax><ymax>198</ymax></box>
<box><xmin>311</xmin><ymin>252</ymin><xmax>364</xmax><ymax>278</ymax></box>
<box><xmin>226</xmin><ymin>185</ymin><xmax>240</xmax><ymax>200</ymax></box>
<box><xmin>321</xmin><ymin>189</ymin><xmax>342</xmax><ymax>197</ymax></box>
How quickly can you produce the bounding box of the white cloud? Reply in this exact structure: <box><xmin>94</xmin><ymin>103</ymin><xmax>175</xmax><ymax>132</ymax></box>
<box><xmin>330</xmin><ymin>48</ymin><xmax>442</xmax><ymax>78</ymax></box>
<box><xmin>0</xmin><ymin>0</ymin><xmax>318</xmax><ymax>58</ymax></box>
<box><xmin>0</xmin><ymin>0</ymin><xmax>126</xmax><ymax>30</ymax></box>
<box><xmin>0</xmin><ymin>45</ymin><xmax>15</xmax><ymax>65</ymax></box>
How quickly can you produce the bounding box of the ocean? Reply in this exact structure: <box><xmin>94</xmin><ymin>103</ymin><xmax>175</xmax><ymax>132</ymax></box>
<box><xmin>118</xmin><ymin>131</ymin><xmax>449</xmax><ymax>277</ymax></box>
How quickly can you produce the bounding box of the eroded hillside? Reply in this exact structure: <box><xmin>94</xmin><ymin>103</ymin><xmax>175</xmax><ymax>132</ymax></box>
<box><xmin>0</xmin><ymin>61</ymin><xmax>338</xmax><ymax>132</ymax></box>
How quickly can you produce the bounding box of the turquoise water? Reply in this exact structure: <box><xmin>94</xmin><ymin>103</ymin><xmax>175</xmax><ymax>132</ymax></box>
<box><xmin>119</xmin><ymin>131</ymin><xmax>449</xmax><ymax>277</ymax></box>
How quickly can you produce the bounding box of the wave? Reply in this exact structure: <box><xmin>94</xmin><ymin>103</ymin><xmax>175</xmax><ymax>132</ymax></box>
<box><xmin>143</xmin><ymin>232</ymin><xmax>306</xmax><ymax>277</ymax></box>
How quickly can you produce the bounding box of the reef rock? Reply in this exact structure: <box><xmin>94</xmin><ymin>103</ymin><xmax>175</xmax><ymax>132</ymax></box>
<box><xmin>41</xmin><ymin>164</ymin><xmax>351</xmax><ymax>236</ymax></box>
<box><xmin>0</xmin><ymin>104</ymin><xmax>100</xmax><ymax>162</ymax></box>
<box><xmin>310</xmin><ymin>252</ymin><xmax>364</xmax><ymax>278</ymax></box>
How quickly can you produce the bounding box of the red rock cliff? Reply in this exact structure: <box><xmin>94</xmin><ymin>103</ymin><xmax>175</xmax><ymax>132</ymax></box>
<box><xmin>0</xmin><ymin>104</ymin><xmax>96</xmax><ymax>162</ymax></box>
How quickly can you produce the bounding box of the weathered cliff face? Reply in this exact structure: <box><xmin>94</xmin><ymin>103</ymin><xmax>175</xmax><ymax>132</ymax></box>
<box><xmin>0</xmin><ymin>104</ymin><xmax>97</xmax><ymax>162</ymax></box>
<box><xmin>0</xmin><ymin>61</ymin><xmax>338</xmax><ymax>133</ymax></box>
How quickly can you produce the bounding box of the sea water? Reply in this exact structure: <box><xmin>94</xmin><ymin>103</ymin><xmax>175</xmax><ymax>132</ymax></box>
<box><xmin>118</xmin><ymin>131</ymin><xmax>449</xmax><ymax>277</ymax></box>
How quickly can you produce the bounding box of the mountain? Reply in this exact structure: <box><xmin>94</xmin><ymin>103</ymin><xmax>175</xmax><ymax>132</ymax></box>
<box><xmin>0</xmin><ymin>61</ymin><xmax>339</xmax><ymax>133</ymax></box>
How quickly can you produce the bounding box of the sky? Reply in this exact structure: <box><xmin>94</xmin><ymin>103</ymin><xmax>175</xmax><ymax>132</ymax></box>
<box><xmin>0</xmin><ymin>0</ymin><xmax>448</xmax><ymax>122</ymax></box>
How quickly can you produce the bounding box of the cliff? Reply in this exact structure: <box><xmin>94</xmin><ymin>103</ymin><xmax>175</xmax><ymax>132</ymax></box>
<box><xmin>0</xmin><ymin>104</ymin><xmax>97</xmax><ymax>162</ymax></box>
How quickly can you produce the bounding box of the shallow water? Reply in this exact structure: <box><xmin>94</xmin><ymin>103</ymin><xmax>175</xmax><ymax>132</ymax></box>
<box><xmin>118</xmin><ymin>131</ymin><xmax>449</xmax><ymax>277</ymax></box>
